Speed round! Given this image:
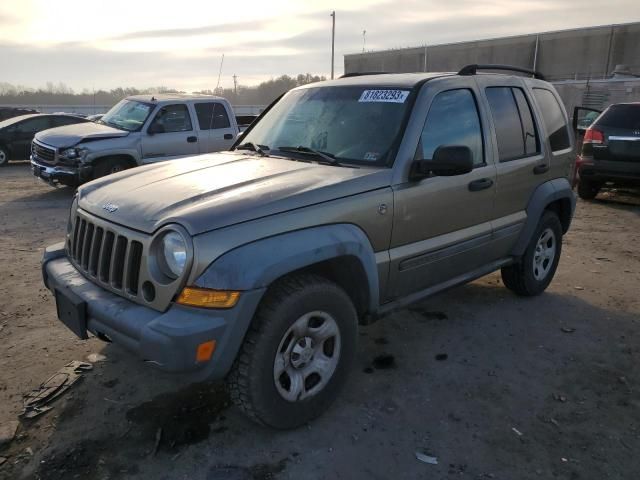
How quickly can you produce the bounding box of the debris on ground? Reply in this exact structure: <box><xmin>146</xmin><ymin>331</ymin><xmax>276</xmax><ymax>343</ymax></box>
<box><xmin>553</xmin><ymin>394</ymin><xmax>567</xmax><ymax>403</ymax></box>
<box><xmin>415</xmin><ymin>451</ymin><xmax>438</xmax><ymax>465</ymax></box>
<box><xmin>435</xmin><ymin>353</ymin><xmax>448</xmax><ymax>361</ymax></box>
<box><xmin>0</xmin><ymin>456</ymin><xmax>7</xmax><ymax>466</ymax></box>
<box><xmin>574</xmin><ymin>286</ymin><xmax>585</xmax><ymax>290</ymax></box>
<box><xmin>512</xmin><ymin>427</ymin><xmax>523</xmax><ymax>436</ymax></box>
<box><xmin>0</xmin><ymin>421</ymin><xmax>19</xmax><ymax>447</ymax></box>
<box><xmin>20</xmin><ymin>361</ymin><xmax>93</xmax><ymax>419</ymax></box>
<box><xmin>86</xmin><ymin>353</ymin><xmax>107</xmax><ymax>363</ymax></box>
<box><xmin>372</xmin><ymin>354</ymin><xmax>396</xmax><ymax>370</ymax></box>
<box><xmin>560</xmin><ymin>327</ymin><xmax>576</xmax><ymax>333</ymax></box>
<box><xmin>150</xmin><ymin>427</ymin><xmax>162</xmax><ymax>457</ymax></box>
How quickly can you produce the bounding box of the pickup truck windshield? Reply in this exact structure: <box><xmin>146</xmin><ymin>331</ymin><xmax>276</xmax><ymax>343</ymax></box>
<box><xmin>101</xmin><ymin>99</ymin><xmax>154</xmax><ymax>132</ymax></box>
<box><xmin>240</xmin><ymin>86</ymin><xmax>413</xmax><ymax>166</ymax></box>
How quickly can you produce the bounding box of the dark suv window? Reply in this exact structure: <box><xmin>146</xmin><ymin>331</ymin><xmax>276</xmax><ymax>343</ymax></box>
<box><xmin>16</xmin><ymin>117</ymin><xmax>51</xmax><ymax>133</ymax></box>
<box><xmin>486</xmin><ymin>87</ymin><xmax>539</xmax><ymax>162</ymax></box>
<box><xmin>416</xmin><ymin>89</ymin><xmax>484</xmax><ymax>166</ymax></box>
<box><xmin>532</xmin><ymin>88</ymin><xmax>570</xmax><ymax>152</ymax></box>
<box><xmin>51</xmin><ymin>116</ymin><xmax>84</xmax><ymax>127</ymax></box>
<box><xmin>195</xmin><ymin>103</ymin><xmax>231</xmax><ymax>130</ymax></box>
<box><xmin>595</xmin><ymin>104</ymin><xmax>640</xmax><ymax>129</ymax></box>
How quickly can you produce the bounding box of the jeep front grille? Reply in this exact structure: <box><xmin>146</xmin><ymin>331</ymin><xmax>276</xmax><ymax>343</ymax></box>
<box><xmin>69</xmin><ymin>215</ymin><xmax>144</xmax><ymax>295</ymax></box>
<box><xmin>32</xmin><ymin>142</ymin><xmax>56</xmax><ymax>164</ymax></box>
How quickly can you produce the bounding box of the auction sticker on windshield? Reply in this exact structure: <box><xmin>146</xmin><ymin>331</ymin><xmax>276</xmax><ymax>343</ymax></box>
<box><xmin>359</xmin><ymin>90</ymin><xmax>410</xmax><ymax>103</ymax></box>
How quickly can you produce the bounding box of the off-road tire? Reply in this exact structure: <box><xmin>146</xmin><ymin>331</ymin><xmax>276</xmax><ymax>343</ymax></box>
<box><xmin>0</xmin><ymin>145</ymin><xmax>9</xmax><ymax>166</ymax></box>
<box><xmin>226</xmin><ymin>274</ymin><xmax>357</xmax><ymax>429</ymax></box>
<box><xmin>501</xmin><ymin>211</ymin><xmax>563</xmax><ymax>296</ymax></box>
<box><xmin>577</xmin><ymin>179</ymin><xmax>600</xmax><ymax>200</ymax></box>
<box><xmin>93</xmin><ymin>157</ymin><xmax>130</xmax><ymax>179</ymax></box>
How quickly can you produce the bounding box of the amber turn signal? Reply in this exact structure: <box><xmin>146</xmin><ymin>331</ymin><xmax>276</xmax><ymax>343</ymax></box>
<box><xmin>196</xmin><ymin>340</ymin><xmax>216</xmax><ymax>362</ymax></box>
<box><xmin>176</xmin><ymin>287</ymin><xmax>240</xmax><ymax>309</ymax></box>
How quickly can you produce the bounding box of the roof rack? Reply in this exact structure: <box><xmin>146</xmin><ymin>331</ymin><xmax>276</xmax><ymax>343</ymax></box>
<box><xmin>339</xmin><ymin>72</ymin><xmax>390</xmax><ymax>78</ymax></box>
<box><xmin>458</xmin><ymin>64</ymin><xmax>546</xmax><ymax>80</ymax></box>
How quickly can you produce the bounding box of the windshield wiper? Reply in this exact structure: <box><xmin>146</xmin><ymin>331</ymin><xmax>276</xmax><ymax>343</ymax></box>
<box><xmin>235</xmin><ymin>142</ymin><xmax>269</xmax><ymax>157</ymax></box>
<box><xmin>277</xmin><ymin>146</ymin><xmax>345</xmax><ymax>166</ymax></box>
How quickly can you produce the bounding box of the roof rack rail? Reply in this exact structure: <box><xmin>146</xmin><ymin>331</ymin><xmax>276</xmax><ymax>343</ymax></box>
<box><xmin>458</xmin><ymin>64</ymin><xmax>546</xmax><ymax>81</ymax></box>
<box><xmin>339</xmin><ymin>72</ymin><xmax>389</xmax><ymax>78</ymax></box>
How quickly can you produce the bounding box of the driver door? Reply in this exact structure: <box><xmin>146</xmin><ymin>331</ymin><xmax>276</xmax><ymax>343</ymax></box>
<box><xmin>12</xmin><ymin>116</ymin><xmax>52</xmax><ymax>159</ymax></box>
<box><xmin>388</xmin><ymin>86</ymin><xmax>497</xmax><ymax>300</ymax></box>
<box><xmin>141</xmin><ymin>104</ymin><xmax>200</xmax><ymax>163</ymax></box>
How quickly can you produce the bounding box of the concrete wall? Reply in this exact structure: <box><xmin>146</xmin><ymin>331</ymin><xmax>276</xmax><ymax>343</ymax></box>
<box><xmin>344</xmin><ymin>22</ymin><xmax>640</xmax><ymax>81</ymax></box>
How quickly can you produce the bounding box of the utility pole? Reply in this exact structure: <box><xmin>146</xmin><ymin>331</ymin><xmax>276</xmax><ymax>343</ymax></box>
<box><xmin>362</xmin><ymin>30</ymin><xmax>366</xmax><ymax>52</ymax></box>
<box><xmin>330</xmin><ymin>11</ymin><xmax>335</xmax><ymax>79</ymax></box>
<box><xmin>232</xmin><ymin>74</ymin><xmax>238</xmax><ymax>95</ymax></box>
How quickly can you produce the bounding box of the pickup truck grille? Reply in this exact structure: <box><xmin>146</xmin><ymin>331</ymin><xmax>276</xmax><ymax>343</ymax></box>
<box><xmin>68</xmin><ymin>215</ymin><xmax>143</xmax><ymax>296</ymax></box>
<box><xmin>32</xmin><ymin>142</ymin><xmax>56</xmax><ymax>164</ymax></box>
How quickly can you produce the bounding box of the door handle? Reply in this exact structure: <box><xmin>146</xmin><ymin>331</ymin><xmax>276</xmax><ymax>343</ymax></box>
<box><xmin>468</xmin><ymin>178</ymin><xmax>494</xmax><ymax>192</ymax></box>
<box><xmin>223</xmin><ymin>133</ymin><xmax>233</xmax><ymax>140</ymax></box>
<box><xmin>187</xmin><ymin>136</ymin><xmax>198</xmax><ymax>143</ymax></box>
<box><xmin>533</xmin><ymin>164</ymin><xmax>549</xmax><ymax>174</ymax></box>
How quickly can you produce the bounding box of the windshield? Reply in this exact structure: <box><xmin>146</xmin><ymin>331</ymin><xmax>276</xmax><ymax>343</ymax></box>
<box><xmin>0</xmin><ymin>114</ymin><xmax>33</xmax><ymax>130</ymax></box>
<box><xmin>239</xmin><ymin>86</ymin><xmax>413</xmax><ymax>166</ymax></box>
<box><xmin>101</xmin><ymin>99</ymin><xmax>154</xmax><ymax>132</ymax></box>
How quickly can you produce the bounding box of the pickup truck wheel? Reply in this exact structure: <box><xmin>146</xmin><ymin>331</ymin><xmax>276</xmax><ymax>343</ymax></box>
<box><xmin>577</xmin><ymin>179</ymin><xmax>601</xmax><ymax>200</ymax></box>
<box><xmin>93</xmin><ymin>158</ymin><xmax>130</xmax><ymax>179</ymax></box>
<box><xmin>0</xmin><ymin>146</ymin><xmax>8</xmax><ymax>166</ymax></box>
<box><xmin>227</xmin><ymin>274</ymin><xmax>357</xmax><ymax>429</ymax></box>
<box><xmin>501</xmin><ymin>211</ymin><xmax>562</xmax><ymax>296</ymax></box>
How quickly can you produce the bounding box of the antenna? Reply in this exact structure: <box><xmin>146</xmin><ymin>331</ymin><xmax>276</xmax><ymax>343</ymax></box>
<box><xmin>232</xmin><ymin>74</ymin><xmax>238</xmax><ymax>95</ymax></box>
<box><xmin>215</xmin><ymin>54</ymin><xmax>225</xmax><ymax>92</ymax></box>
<box><xmin>330</xmin><ymin>11</ymin><xmax>335</xmax><ymax>79</ymax></box>
<box><xmin>362</xmin><ymin>30</ymin><xmax>366</xmax><ymax>52</ymax></box>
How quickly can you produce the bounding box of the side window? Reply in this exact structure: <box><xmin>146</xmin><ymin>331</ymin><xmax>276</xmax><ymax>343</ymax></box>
<box><xmin>16</xmin><ymin>117</ymin><xmax>51</xmax><ymax>133</ymax></box>
<box><xmin>150</xmin><ymin>104</ymin><xmax>192</xmax><ymax>133</ymax></box>
<box><xmin>532</xmin><ymin>88</ymin><xmax>571</xmax><ymax>152</ymax></box>
<box><xmin>416</xmin><ymin>89</ymin><xmax>484</xmax><ymax>166</ymax></box>
<box><xmin>195</xmin><ymin>103</ymin><xmax>231</xmax><ymax>130</ymax></box>
<box><xmin>512</xmin><ymin>89</ymin><xmax>539</xmax><ymax>156</ymax></box>
<box><xmin>213</xmin><ymin>103</ymin><xmax>231</xmax><ymax>129</ymax></box>
<box><xmin>486</xmin><ymin>87</ymin><xmax>529</xmax><ymax>162</ymax></box>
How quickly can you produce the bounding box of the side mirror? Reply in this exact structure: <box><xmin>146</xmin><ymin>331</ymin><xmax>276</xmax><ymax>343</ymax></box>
<box><xmin>147</xmin><ymin>123</ymin><xmax>164</xmax><ymax>135</ymax></box>
<box><xmin>412</xmin><ymin>145</ymin><xmax>474</xmax><ymax>179</ymax></box>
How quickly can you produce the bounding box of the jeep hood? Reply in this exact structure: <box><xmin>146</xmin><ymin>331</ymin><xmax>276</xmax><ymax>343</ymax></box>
<box><xmin>35</xmin><ymin>122</ymin><xmax>128</xmax><ymax>148</ymax></box>
<box><xmin>77</xmin><ymin>152</ymin><xmax>392</xmax><ymax>235</ymax></box>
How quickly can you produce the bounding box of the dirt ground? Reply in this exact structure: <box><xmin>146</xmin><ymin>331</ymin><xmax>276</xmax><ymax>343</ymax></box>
<box><xmin>1</xmin><ymin>162</ymin><xmax>639</xmax><ymax>480</ymax></box>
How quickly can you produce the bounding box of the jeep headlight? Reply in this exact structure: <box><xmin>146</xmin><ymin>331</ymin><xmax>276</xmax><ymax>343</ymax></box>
<box><xmin>160</xmin><ymin>231</ymin><xmax>187</xmax><ymax>279</ymax></box>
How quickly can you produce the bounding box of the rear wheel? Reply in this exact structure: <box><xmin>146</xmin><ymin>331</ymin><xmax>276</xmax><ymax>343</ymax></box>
<box><xmin>0</xmin><ymin>145</ymin><xmax>9</xmax><ymax>166</ymax></box>
<box><xmin>577</xmin><ymin>179</ymin><xmax>601</xmax><ymax>200</ymax></box>
<box><xmin>227</xmin><ymin>274</ymin><xmax>357</xmax><ymax>429</ymax></box>
<box><xmin>501</xmin><ymin>211</ymin><xmax>563</xmax><ymax>296</ymax></box>
<box><xmin>93</xmin><ymin>157</ymin><xmax>130</xmax><ymax>179</ymax></box>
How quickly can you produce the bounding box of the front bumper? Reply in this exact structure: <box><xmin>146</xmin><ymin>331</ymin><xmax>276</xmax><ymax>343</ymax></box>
<box><xmin>42</xmin><ymin>243</ymin><xmax>265</xmax><ymax>381</ymax></box>
<box><xmin>31</xmin><ymin>157</ymin><xmax>82</xmax><ymax>186</ymax></box>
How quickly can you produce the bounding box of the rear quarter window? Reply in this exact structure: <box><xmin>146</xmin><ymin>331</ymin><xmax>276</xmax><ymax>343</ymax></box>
<box><xmin>595</xmin><ymin>104</ymin><xmax>640</xmax><ymax>130</ymax></box>
<box><xmin>533</xmin><ymin>88</ymin><xmax>570</xmax><ymax>152</ymax></box>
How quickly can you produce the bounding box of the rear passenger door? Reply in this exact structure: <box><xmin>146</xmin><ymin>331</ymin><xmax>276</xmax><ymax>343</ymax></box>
<box><xmin>388</xmin><ymin>83</ymin><xmax>497</xmax><ymax>299</ymax></box>
<box><xmin>476</xmin><ymin>78</ymin><xmax>549</xmax><ymax>242</ymax></box>
<box><xmin>194</xmin><ymin>102</ymin><xmax>236</xmax><ymax>152</ymax></box>
<box><xmin>141</xmin><ymin>104</ymin><xmax>200</xmax><ymax>162</ymax></box>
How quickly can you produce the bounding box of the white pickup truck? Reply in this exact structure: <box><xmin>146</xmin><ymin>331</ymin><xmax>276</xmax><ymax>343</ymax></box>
<box><xmin>31</xmin><ymin>94</ymin><xmax>254</xmax><ymax>186</ymax></box>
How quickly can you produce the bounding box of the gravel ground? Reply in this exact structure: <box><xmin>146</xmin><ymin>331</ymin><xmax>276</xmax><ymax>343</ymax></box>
<box><xmin>1</xmin><ymin>162</ymin><xmax>639</xmax><ymax>480</ymax></box>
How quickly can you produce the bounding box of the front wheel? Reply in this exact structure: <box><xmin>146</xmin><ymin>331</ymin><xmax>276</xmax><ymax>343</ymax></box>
<box><xmin>501</xmin><ymin>211</ymin><xmax>563</xmax><ymax>296</ymax></box>
<box><xmin>227</xmin><ymin>274</ymin><xmax>357</xmax><ymax>429</ymax></box>
<box><xmin>93</xmin><ymin>157</ymin><xmax>130</xmax><ymax>179</ymax></box>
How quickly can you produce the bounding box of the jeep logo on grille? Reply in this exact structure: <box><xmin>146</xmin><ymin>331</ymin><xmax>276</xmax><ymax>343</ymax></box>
<box><xmin>102</xmin><ymin>203</ymin><xmax>118</xmax><ymax>213</ymax></box>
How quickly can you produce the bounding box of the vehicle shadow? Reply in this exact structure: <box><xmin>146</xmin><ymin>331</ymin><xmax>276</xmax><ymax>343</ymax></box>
<box><xmin>593</xmin><ymin>188</ymin><xmax>640</xmax><ymax>213</ymax></box>
<box><xmin>9</xmin><ymin>279</ymin><xmax>639</xmax><ymax>480</ymax></box>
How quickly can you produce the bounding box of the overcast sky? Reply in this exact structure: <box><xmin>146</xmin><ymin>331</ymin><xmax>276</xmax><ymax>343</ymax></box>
<box><xmin>1</xmin><ymin>0</ymin><xmax>638</xmax><ymax>92</ymax></box>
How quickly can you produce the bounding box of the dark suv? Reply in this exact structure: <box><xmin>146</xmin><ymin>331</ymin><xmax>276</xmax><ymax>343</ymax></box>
<box><xmin>574</xmin><ymin>103</ymin><xmax>640</xmax><ymax>199</ymax></box>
